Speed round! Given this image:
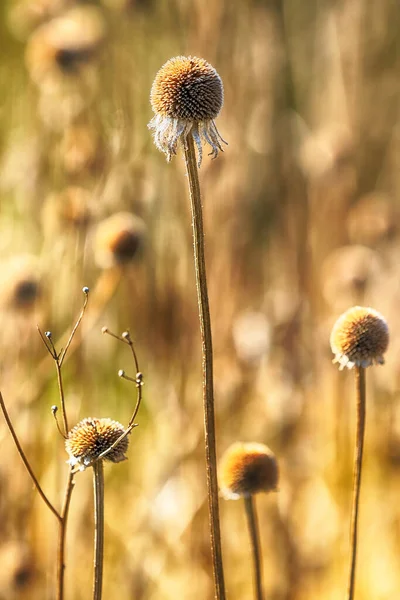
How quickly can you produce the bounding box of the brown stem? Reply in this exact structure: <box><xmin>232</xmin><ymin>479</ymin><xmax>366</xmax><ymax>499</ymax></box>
<box><xmin>347</xmin><ymin>366</ymin><xmax>366</xmax><ymax>600</ymax></box>
<box><xmin>93</xmin><ymin>461</ymin><xmax>105</xmax><ymax>600</ymax></box>
<box><xmin>244</xmin><ymin>495</ymin><xmax>264</xmax><ymax>600</ymax></box>
<box><xmin>57</xmin><ymin>471</ymin><xmax>75</xmax><ymax>600</ymax></box>
<box><xmin>183</xmin><ymin>133</ymin><xmax>226</xmax><ymax>600</ymax></box>
<box><xmin>0</xmin><ymin>392</ymin><xmax>61</xmax><ymax>521</ymax></box>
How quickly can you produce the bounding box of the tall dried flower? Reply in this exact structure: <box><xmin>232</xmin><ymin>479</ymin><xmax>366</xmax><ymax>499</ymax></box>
<box><xmin>220</xmin><ymin>442</ymin><xmax>278</xmax><ymax>600</ymax></box>
<box><xmin>148</xmin><ymin>54</ymin><xmax>227</xmax><ymax>600</ymax></box>
<box><xmin>148</xmin><ymin>55</ymin><xmax>226</xmax><ymax>165</ymax></box>
<box><xmin>330</xmin><ymin>305</ymin><xmax>389</xmax><ymax>600</ymax></box>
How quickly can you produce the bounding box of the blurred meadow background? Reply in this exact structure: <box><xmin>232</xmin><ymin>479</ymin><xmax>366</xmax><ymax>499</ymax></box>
<box><xmin>0</xmin><ymin>0</ymin><xmax>400</xmax><ymax>598</ymax></box>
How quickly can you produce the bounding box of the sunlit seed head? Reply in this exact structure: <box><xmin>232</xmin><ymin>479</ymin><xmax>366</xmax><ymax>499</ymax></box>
<box><xmin>219</xmin><ymin>442</ymin><xmax>279</xmax><ymax>500</ymax></box>
<box><xmin>150</xmin><ymin>56</ymin><xmax>223</xmax><ymax>121</ymax></box>
<box><xmin>94</xmin><ymin>212</ymin><xmax>146</xmax><ymax>269</ymax></box>
<box><xmin>330</xmin><ymin>306</ymin><xmax>389</xmax><ymax>370</ymax></box>
<box><xmin>148</xmin><ymin>56</ymin><xmax>226</xmax><ymax>165</ymax></box>
<box><xmin>65</xmin><ymin>417</ymin><xmax>129</xmax><ymax>471</ymax></box>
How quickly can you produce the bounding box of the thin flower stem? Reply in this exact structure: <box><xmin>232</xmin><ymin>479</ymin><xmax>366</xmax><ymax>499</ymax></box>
<box><xmin>55</xmin><ymin>360</ymin><xmax>68</xmax><ymax>438</ymax></box>
<box><xmin>244</xmin><ymin>496</ymin><xmax>264</xmax><ymax>600</ymax></box>
<box><xmin>57</xmin><ymin>471</ymin><xmax>75</xmax><ymax>600</ymax></box>
<box><xmin>93</xmin><ymin>460</ymin><xmax>105</xmax><ymax>600</ymax></box>
<box><xmin>347</xmin><ymin>366</ymin><xmax>366</xmax><ymax>600</ymax></box>
<box><xmin>183</xmin><ymin>133</ymin><xmax>226</xmax><ymax>600</ymax></box>
<box><xmin>0</xmin><ymin>392</ymin><xmax>61</xmax><ymax>521</ymax></box>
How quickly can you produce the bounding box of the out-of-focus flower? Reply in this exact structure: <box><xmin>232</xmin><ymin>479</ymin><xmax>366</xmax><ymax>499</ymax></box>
<box><xmin>59</xmin><ymin>124</ymin><xmax>101</xmax><ymax>175</ymax></box>
<box><xmin>8</xmin><ymin>0</ymin><xmax>71</xmax><ymax>40</ymax></box>
<box><xmin>94</xmin><ymin>212</ymin><xmax>146</xmax><ymax>269</ymax></box>
<box><xmin>41</xmin><ymin>186</ymin><xmax>96</xmax><ymax>233</ymax></box>
<box><xmin>219</xmin><ymin>442</ymin><xmax>279</xmax><ymax>500</ymax></box>
<box><xmin>148</xmin><ymin>56</ymin><xmax>226</xmax><ymax>165</ymax></box>
<box><xmin>25</xmin><ymin>5</ymin><xmax>106</xmax><ymax>89</ymax></box>
<box><xmin>0</xmin><ymin>255</ymin><xmax>43</xmax><ymax>312</ymax></box>
<box><xmin>232</xmin><ymin>310</ymin><xmax>272</xmax><ymax>364</ymax></box>
<box><xmin>65</xmin><ymin>417</ymin><xmax>129</xmax><ymax>471</ymax></box>
<box><xmin>347</xmin><ymin>193</ymin><xmax>397</xmax><ymax>246</ymax></box>
<box><xmin>320</xmin><ymin>245</ymin><xmax>382</xmax><ymax>311</ymax></box>
<box><xmin>330</xmin><ymin>306</ymin><xmax>389</xmax><ymax>370</ymax></box>
<box><xmin>0</xmin><ymin>541</ymin><xmax>35</xmax><ymax>596</ymax></box>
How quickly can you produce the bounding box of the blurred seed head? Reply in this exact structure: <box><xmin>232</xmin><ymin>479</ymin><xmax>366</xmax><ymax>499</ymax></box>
<box><xmin>59</xmin><ymin>124</ymin><xmax>101</xmax><ymax>175</ymax></box>
<box><xmin>347</xmin><ymin>193</ymin><xmax>396</xmax><ymax>246</ymax></box>
<box><xmin>94</xmin><ymin>212</ymin><xmax>146</xmax><ymax>269</ymax></box>
<box><xmin>219</xmin><ymin>442</ymin><xmax>279</xmax><ymax>500</ymax></box>
<box><xmin>148</xmin><ymin>56</ymin><xmax>226</xmax><ymax>164</ymax></box>
<box><xmin>320</xmin><ymin>245</ymin><xmax>382</xmax><ymax>311</ymax></box>
<box><xmin>330</xmin><ymin>306</ymin><xmax>389</xmax><ymax>370</ymax></box>
<box><xmin>65</xmin><ymin>417</ymin><xmax>129</xmax><ymax>471</ymax></box>
<box><xmin>42</xmin><ymin>186</ymin><xmax>96</xmax><ymax>233</ymax></box>
<box><xmin>0</xmin><ymin>540</ymin><xmax>35</xmax><ymax>595</ymax></box>
<box><xmin>25</xmin><ymin>6</ymin><xmax>106</xmax><ymax>89</ymax></box>
<box><xmin>232</xmin><ymin>311</ymin><xmax>272</xmax><ymax>364</ymax></box>
<box><xmin>8</xmin><ymin>0</ymin><xmax>72</xmax><ymax>40</ymax></box>
<box><xmin>0</xmin><ymin>255</ymin><xmax>43</xmax><ymax>312</ymax></box>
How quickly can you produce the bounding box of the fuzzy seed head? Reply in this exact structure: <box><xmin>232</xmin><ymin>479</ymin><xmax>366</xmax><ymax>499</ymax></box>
<box><xmin>150</xmin><ymin>56</ymin><xmax>223</xmax><ymax>121</ymax></box>
<box><xmin>94</xmin><ymin>212</ymin><xmax>146</xmax><ymax>269</ymax></box>
<box><xmin>219</xmin><ymin>442</ymin><xmax>279</xmax><ymax>500</ymax></box>
<box><xmin>65</xmin><ymin>417</ymin><xmax>129</xmax><ymax>471</ymax></box>
<box><xmin>148</xmin><ymin>56</ymin><xmax>226</xmax><ymax>165</ymax></box>
<box><xmin>330</xmin><ymin>306</ymin><xmax>389</xmax><ymax>370</ymax></box>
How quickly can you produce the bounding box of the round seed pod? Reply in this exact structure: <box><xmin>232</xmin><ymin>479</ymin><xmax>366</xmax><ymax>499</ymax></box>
<box><xmin>65</xmin><ymin>417</ymin><xmax>129</xmax><ymax>471</ymax></box>
<box><xmin>219</xmin><ymin>442</ymin><xmax>279</xmax><ymax>500</ymax></box>
<box><xmin>330</xmin><ymin>306</ymin><xmax>389</xmax><ymax>370</ymax></box>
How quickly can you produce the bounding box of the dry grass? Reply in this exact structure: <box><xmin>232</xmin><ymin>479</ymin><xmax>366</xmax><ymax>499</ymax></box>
<box><xmin>1</xmin><ymin>0</ymin><xmax>400</xmax><ymax>598</ymax></box>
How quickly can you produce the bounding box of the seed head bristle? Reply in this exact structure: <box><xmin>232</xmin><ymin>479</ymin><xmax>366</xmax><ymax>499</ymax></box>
<box><xmin>330</xmin><ymin>306</ymin><xmax>389</xmax><ymax>370</ymax></box>
<box><xmin>219</xmin><ymin>442</ymin><xmax>279</xmax><ymax>500</ymax></box>
<box><xmin>65</xmin><ymin>417</ymin><xmax>129</xmax><ymax>471</ymax></box>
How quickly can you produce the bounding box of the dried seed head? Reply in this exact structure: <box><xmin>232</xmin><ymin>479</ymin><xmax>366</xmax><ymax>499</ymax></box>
<box><xmin>150</xmin><ymin>56</ymin><xmax>223</xmax><ymax>121</ymax></box>
<box><xmin>219</xmin><ymin>442</ymin><xmax>279</xmax><ymax>500</ymax></box>
<box><xmin>148</xmin><ymin>56</ymin><xmax>226</xmax><ymax>165</ymax></box>
<box><xmin>94</xmin><ymin>212</ymin><xmax>146</xmax><ymax>269</ymax></box>
<box><xmin>65</xmin><ymin>417</ymin><xmax>129</xmax><ymax>471</ymax></box>
<box><xmin>330</xmin><ymin>306</ymin><xmax>389</xmax><ymax>370</ymax></box>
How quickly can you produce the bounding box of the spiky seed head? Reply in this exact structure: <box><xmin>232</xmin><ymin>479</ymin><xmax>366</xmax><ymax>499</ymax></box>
<box><xmin>148</xmin><ymin>56</ymin><xmax>226</xmax><ymax>165</ymax></box>
<box><xmin>219</xmin><ymin>442</ymin><xmax>279</xmax><ymax>500</ymax></box>
<box><xmin>330</xmin><ymin>306</ymin><xmax>389</xmax><ymax>370</ymax></box>
<box><xmin>150</xmin><ymin>56</ymin><xmax>223</xmax><ymax>121</ymax></box>
<box><xmin>65</xmin><ymin>417</ymin><xmax>129</xmax><ymax>471</ymax></box>
<box><xmin>94</xmin><ymin>212</ymin><xmax>146</xmax><ymax>269</ymax></box>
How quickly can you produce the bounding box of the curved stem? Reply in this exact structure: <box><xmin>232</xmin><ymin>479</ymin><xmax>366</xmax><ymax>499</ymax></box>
<box><xmin>93</xmin><ymin>461</ymin><xmax>105</xmax><ymax>600</ymax></box>
<box><xmin>57</xmin><ymin>471</ymin><xmax>75</xmax><ymax>600</ymax></box>
<box><xmin>183</xmin><ymin>133</ymin><xmax>226</xmax><ymax>600</ymax></box>
<box><xmin>347</xmin><ymin>366</ymin><xmax>366</xmax><ymax>600</ymax></box>
<box><xmin>244</xmin><ymin>496</ymin><xmax>264</xmax><ymax>600</ymax></box>
<box><xmin>0</xmin><ymin>392</ymin><xmax>61</xmax><ymax>521</ymax></box>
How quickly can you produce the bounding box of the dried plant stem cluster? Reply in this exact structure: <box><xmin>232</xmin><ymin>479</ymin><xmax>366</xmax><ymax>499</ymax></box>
<box><xmin>0</xmin><ymin>291</ymin><xmax>143</xmax><ymax>600</ymax></box>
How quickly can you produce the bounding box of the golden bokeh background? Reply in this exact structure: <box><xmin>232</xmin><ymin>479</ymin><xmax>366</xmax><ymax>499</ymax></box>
<box><xmin>0</xmin><ymin>0</ymin><xmax>399</xmax><ymax>598</ymax></box>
